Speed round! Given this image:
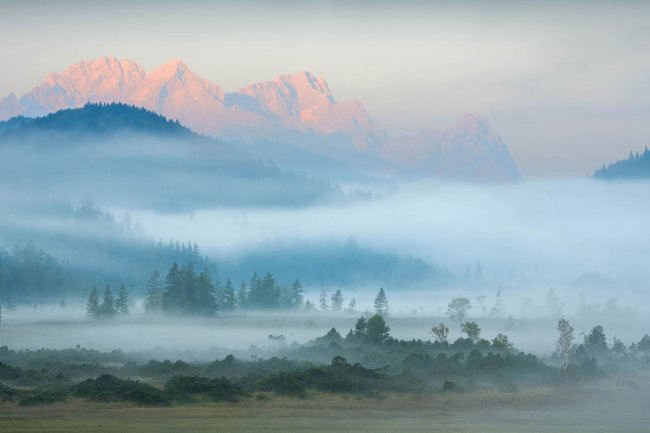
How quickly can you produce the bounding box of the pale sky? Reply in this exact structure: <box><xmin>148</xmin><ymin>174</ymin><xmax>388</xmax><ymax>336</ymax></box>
<box><xmin>1</xmin><ymin>0</ymin><xmax>650</xmax><ymax>177</ymax></box>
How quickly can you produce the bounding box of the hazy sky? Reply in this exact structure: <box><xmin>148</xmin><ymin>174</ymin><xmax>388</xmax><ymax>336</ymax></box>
<box><xmin>1</xmin><ymin>0</ymin><xmax>650</xmax><ymax>176</ymax></box>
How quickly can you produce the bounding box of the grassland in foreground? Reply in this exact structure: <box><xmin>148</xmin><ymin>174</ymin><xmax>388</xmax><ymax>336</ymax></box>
<box><xmin>1</xmin><ymin>384</ymin><xmax>648</xmax><ymax>433</ymax></box>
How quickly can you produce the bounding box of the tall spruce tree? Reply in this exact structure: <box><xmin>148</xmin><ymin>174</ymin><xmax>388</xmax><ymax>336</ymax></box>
<box><xmin>374</xmin><ymin>288</ymin><xmax>389</xmax><ymax>316</ymax></box>
<box><xmin>144</xmin><ymin>269</ymin><xmax>163</xmax><ymax>313</ymax></box>
<box><xmin>289</xmin><ymin>280</ymin><xmax>304</xmax><ymax>310</ymax></box>
<box><xmin>237</xmin><ymin>282</ymin><xmax>248</xmax><ymax>309</ymax></box>
<box><xmin>489</xmin><ymin>291</ymin><xmax>505</xmax><ymax>318</ymax></box>
<box><xmin>346</xmin><ymin>298</ymin><xmax>357</xmax><ymax>313</ymax></box>
<box><xmin>115</xmin><ymin>285</ymin><xmax>129</xmax><ymax>315</ymax></box>
<box><xmin>160</xmin><ymin>262</ymin><xmax>219</xmax><ymax>315</ymax></box>
<box><xmin>220</xmin><ymin>278</ymin><xmax>237</xmax><ymax>311</ymax></box>
<box><xmin>180</xmin><ymin>263</ymin><xmax>197</xmax><ymax>313</ymax></box>
<box><xmin>248</xmin><ymin>272</ymin><xmax>280</xmax><ymax>309</ymax></box>
<box><xmin>162</xmin><ymin>262</ymin><xmax>181</xmax><ymax>314</ymax></box>
<box><xmin>319</xmin><ymin>290</ymin><xmax>329</xmax><ymax>311</ymax></box>
<box><xmin>195</xmin><ymin>268</ymin><xmax>217</xmax><ymax>316</ymax></box>
<box><xmin>86</xmin><ymin>287</ymin><xmax>100</xmax><ymax>318</ymax></box>
<box><xmin>100</xmin><ymin>285</ymin><xmax>116</xmax><ymax>318</ymax></box>
<box><xmin>331</xmin><ymin>289</ymin><xmax>344</xmax><ymax>312</ymax></box>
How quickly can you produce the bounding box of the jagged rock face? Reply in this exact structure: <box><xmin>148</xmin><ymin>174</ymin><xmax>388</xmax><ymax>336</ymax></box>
<box><xmin>0</xmin><ymin>56</ymin><xmax>519</xmax><ymax>181</ymax></box>
<box><xmin>0</xmin><ymin>57</ymin><xmax>376</xmax><ymax>139</ymax></box>
<box><xmin>18</xmin><ymin>57</ymin><xmax>146</xmax><ymax>116</ymax></box>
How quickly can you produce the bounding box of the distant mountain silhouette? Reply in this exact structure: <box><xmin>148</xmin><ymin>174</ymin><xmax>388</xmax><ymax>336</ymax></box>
<box><xmin>593</xmin><ymin>148</ymin><xmax>650</xmax><ymax>179</ymax></box>
<box><xmin>0</xmin><ymin>103</ymin><xmax>340</xmax><ymax>210</ymax></box>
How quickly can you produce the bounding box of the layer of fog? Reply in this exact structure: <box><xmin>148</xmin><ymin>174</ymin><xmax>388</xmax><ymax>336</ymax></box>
<box><xmin>126</xmin><ymin>178</ymin><xmax>650</xmax><ymax>294</ymax></box>
<box><xmin>0</xmin><ymin>130</ymin><xmax>340</xmax><ymax>211</ymax></box>
<box><xmin>1</xmin><ymin>290</ymin><xmax>647</xmax><ymax>358</ymax></box>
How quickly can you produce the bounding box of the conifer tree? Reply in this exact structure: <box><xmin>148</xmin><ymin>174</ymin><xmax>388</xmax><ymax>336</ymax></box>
<box><xmin>86</xmin><ymin>287</ymin><xmax>100</xmax><ymax>318</ymax></box>
<box><xmin>331</xmin><ymin>289</ymin><xmax>344</xmax><ymax>312</ymax></box>
<box><xmin>220</xmin><ymin>278</ymin><xmax>237</xmax><ymax>311</ymax></box>
<box><xmin>115</xmin><ymin>285</ymin><xmax>129</xmax><ymax>315</ymax></box>
<box><xmin>366</xmin><ymin>314</ymin><xmax>391</xmax><ymax>343</ymax></box>
<box><xmin>160</xmin><ymin>262</ymin><xmax>218</xmax><ymax>315</ymax></box>
<box><xmin>289</xmin><ymin>280</ymin><xmax>304</xmax><ymax>310</ymax></box>
<box><xmin>489</xmin><ymin>291</ymin><xmax>505</xmax><ymax>318</ymax></box>
<box><xmin>374</xmin><ymin>288</ymin><xmax>389</xmax><ymax>316</ymax></box>
<box><xmin>144</xmin><ymin>269</ymin><xmax>163</xmax><ymax>313</ymax></box>
<box><xmin>162</xmin><ymin>262</ymin><xmax>181</xmax><ymax>313</ymax></box>
<box><xmin>100</xmin><ymin>285</ymin><xmax>116</xmax><ymax>318</ymax></box>
<box><xmin>237</xmin><ymin>282</ymin><xmax>248</xmax><ymax>309</ymax></box>
<box><xmin>197</xmin><ymin>268</ymin><xmax>218</xmax><ymax>315</ymax></box>
<box><xmin>304</xmin><ymin>299</ymin><xmax>315</xmax><ymax>312</ymax></box>
<box><xmin>353</xmin><ymin>316</ymin><xmax>368</xmax><ymax>336</ymax></box>
<box><xmin>180</xmin><ymin>263</ymin><xmax>197</xmax><ymax>313</ymax></box>
<box><xmin>319</xmin><ymin>290</ymin><xmax>329</xmax><ymax>311</ymax></box>
<box><xmin>248</xmin><ymin>272</ymin><xmax>280</xmax><ymax>309</ymax></box>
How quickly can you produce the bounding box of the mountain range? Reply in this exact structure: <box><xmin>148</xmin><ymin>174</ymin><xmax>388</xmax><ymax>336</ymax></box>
<box><xmin>0</xmin><ymin>56</ymin><xmax>519</xmax><ymax>181</ymax></box>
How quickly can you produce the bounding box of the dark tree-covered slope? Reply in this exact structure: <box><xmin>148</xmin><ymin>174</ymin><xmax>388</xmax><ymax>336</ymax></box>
<box><xmin>593</xmin><ymin>148</ymin><xmax>650</xmax><ymax>179</ymax></box>
<box><xmin>0</xmin><ymin>103</ymin><xmax>340</xmax><ymax>210</ymax></box>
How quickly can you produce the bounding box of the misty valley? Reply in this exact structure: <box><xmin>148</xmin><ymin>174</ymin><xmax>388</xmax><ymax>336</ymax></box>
<box><xmin>2</xmin><ymin>43</ymin><xmax>650</xmax><ymax>432</ymax></box>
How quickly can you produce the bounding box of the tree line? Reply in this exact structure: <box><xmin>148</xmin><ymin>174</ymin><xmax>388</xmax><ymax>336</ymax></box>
<box><xmin>86</xmin><ymin>285</ymin><xmax>129</xmax><ymax>319</ymax></box>
<box><xmin>140</xmin><ymin>262</ymin><xmax>390</xmax><ymax>316</ymax></box>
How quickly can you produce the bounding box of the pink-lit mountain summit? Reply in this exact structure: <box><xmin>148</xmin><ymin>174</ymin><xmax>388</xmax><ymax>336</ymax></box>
<box><xmin>0</xmin><ymin>56</ymin><xmax>519</xmax><ymax>181</ymax></box>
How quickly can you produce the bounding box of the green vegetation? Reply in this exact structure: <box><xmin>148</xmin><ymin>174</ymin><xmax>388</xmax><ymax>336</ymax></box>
<box><xmin>100</xmin><ymin>262</ymin><xmax>392</xmax><ymax>317</ymax></box>
<box><xmin>86</xmin><ymin>285</ymin><xmax>131</xmax><ymax>319</ymax></box>
<box><xmin>73</xmin><ymin>375</ymin><xmax>169</xmax><ymax>405</ymax></box>
<box><xmin>1</xmin><ymin>315</ymin><xmax>647</xmax><ymax>413</ymax></box>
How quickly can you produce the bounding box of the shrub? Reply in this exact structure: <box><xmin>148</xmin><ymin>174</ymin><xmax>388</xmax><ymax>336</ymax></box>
<box><xmin>0</xmin><ymin>382</ymin><xmax>20</xmax><ymax>401</ymax></box>
<box><xmin>442</xmin><ymin>379</ymin><xmax>457</xmax><ymax>391</ymax></box>
<box><xmin>257</xmin><ymin>372</ymin><xmax>308</xmax><ymax>397</ymax></box>
<box><xmin>0</xmin><ymin>362</ymin><xmax>24</xmax><ymax>380</ymax></box>
<box><xmin>19</xmin><ymin>391</ymin><xmax>67</xmax><ymax>406</ymax></box>
<box><xmin>73</xmin><ymin>374</ymin><xmax>169</xmax><ymax>405</ymax></box>
<box><xmin>164</xmin><ymin>376</ymin><xmax>244</xmax><ymax>402</ymax></box>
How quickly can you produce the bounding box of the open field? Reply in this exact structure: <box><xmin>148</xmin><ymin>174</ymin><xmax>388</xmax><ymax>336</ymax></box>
<box><xmin>2</xmin><ymin>385</ymin><xmax>649</xmax><ymax>433</ymax></box>
<box><xmin>2</xmin><ymin>307</ymin><xmax>647</xmax><ymax>358</ymax></box>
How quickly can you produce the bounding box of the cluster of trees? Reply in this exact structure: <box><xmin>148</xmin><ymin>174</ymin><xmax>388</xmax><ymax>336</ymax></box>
<box><xmin>142</xmin><ymin>265</ymin><xmax>304</xmax><ymax>315</ymax></box>
<box><xmin>447</xmin><ymin>293</ymin><xmax>506</xmax><ymax>322</ymax></box>
<box><xmin>429</xmin><ymin>320</ymin><xmax>512</xmax><ymax>352</ymax></box>
<box><xmin>86</xmin><ymin>285</ymin><xmax>129</xmax><ymax>319</ymax></box>
<box><xmin>553</xmin><ymin>318</ymin><xmax>650</xmax><ymax>365</ymax></box>
<box><xmin>142</xmin><ymin>262</ymin><xmax>390</xmax><ymax>316</ymax></box>
<box><xmin>593</xmin><ymin>147</ymin><xmax>650</xmax><ymax>179</ymax></box>
<box><xmin>0</xmin><ymin>242</ymin><xmax>67</xmax><ymax>304</ymax></box>
<box><xmin>142</xmin><ymin>263</ymin><xmax>217</xmax><ymax>316</ymax></box>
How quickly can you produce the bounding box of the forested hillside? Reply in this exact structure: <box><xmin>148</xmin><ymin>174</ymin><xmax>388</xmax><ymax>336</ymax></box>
<box><xmin>593</xmin><ymin>148</ymin><xmax>650</xmax><ymax>179</ymax></box>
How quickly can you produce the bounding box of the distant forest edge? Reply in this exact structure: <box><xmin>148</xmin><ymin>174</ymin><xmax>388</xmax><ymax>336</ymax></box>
<box><xmin>0</xmin><ymin>103</ymin><xmax>343</xmax><ymax>210</ymax></box>
<box><xmin>593</xmin><ymin>147</ymin><xmax>650</xmax><ymax>179</ymax></box>
<box><xmin>0</xmin><ymin>204</ymin><xmax>450</xmax><ymax>304</ymax></box>
<box><xmin>0</xmin><ymin>103</ymin><xmax>190</xmax><ymax>136</ymax></box>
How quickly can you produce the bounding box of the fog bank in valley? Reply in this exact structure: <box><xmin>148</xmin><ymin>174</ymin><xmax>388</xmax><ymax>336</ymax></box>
<box><xmin>128</xmin><ymin>178</ymin><xmax>650</xmax><ymax>295</ymax></box>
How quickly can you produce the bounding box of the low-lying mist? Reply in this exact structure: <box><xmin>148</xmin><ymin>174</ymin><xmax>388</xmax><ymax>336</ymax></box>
<box><xmin>127</xmin><ymin>177</ymin><xmax>650</xmax><ymax>292</ymax></box>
